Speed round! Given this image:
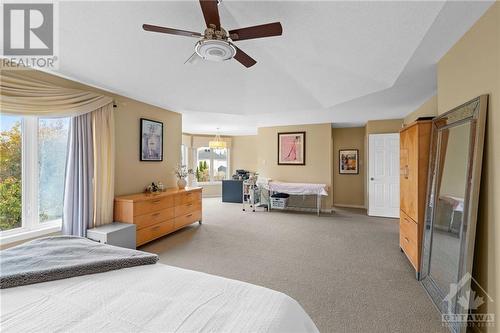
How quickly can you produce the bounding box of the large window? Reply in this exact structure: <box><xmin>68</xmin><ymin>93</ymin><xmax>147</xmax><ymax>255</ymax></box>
<box><xmin>0</xmin><ymin>115</ymin><xmax>69</xmax><ymax>234</ymax></box>
<box><xmin>195</xmin><ymin>147</ymin><xmax>229</xmax><ymax>183</ymax></box>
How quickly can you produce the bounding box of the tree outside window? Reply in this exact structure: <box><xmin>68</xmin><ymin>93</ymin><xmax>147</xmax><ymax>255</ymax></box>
<box><xmin>0</xmin><ymin>116</ymin><xmax>22</xmax><ymax>231</ymax></box>
<box><xmin>195</xmin><ymin>147</ymin><xmax>228</xmax><ymax>183</ymax></box>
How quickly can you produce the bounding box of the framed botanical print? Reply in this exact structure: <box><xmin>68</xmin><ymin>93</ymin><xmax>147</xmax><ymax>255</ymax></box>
<box><xmin>278</xmin><ymin>132</ymin><xmax>306</xmax><ymax>165</ymax></box>
<box><xmin>140</xmin><ymin>118</ymin><xmax>163</xmax><ymax>161</ymax></box>
<box><xmin>339</xmin><ymin>149</ymin><xmax>359</xmax><ymax>174</ymax></box>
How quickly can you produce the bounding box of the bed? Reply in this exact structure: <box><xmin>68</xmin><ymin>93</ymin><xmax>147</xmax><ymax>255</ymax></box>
<box><xmin>0</xmin><ymin>237</ymin><xmax>318</xmax><ymax>333</ymax></box>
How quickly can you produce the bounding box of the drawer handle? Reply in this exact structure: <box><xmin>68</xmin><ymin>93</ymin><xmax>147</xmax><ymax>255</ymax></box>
<box><xmin>187</xmin><ymin>203</ymin><xmax>193</xmax><ymax>207</ymax></box>
<box><xmin>152</xmin><ymin>212</ymin><xmax>161</xmax><ymax>217</ymax></box>
<box><xmin>404</xmin><ymin>237</ymin><xmax>409</xmax><ymax>243</ymax></box>
<box><xmin>152</xmin><ymin>225</ymin><xmax>161</xmax><ymax>230</ymax></box>
<box><xmin>186</xmin><ymin>192</ymin><xmax>192</xmax><ymax>196</ymax></box>
<box><xmin>186</xmin><ymin>214</ymin><xmax>193</xmax><ymax>218</ymax></box>
<box><xmin>152</xmin><ymin>200</ymin><xmax>161</xmax><ymax>204</ymax></box>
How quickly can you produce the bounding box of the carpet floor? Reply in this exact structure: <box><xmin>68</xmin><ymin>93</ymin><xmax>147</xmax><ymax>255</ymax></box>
<box><xmin>140</xmin><ymin>198</ymin><xmax>446</xmax><ymax>333</ymax></box>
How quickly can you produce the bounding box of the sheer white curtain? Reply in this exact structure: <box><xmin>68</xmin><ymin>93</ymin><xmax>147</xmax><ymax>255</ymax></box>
<box><xmin>1</xmin><ymin>70</ymin><xmax>115</xmax><ymax>235</ymax></box>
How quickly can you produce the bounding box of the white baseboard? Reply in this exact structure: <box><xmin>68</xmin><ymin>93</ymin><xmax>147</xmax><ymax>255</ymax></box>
<box><xmin>334</xmin><ymin>204</ymin><xmax>366</xmax><ymax>209</ymax></box>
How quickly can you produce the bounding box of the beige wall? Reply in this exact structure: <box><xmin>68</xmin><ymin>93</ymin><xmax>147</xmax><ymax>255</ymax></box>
<box><xmin>437</xmin><ymin>2</ymin><xmax>499</xmax><ymax>326</ymax></box>
<box><xmin>257</xmin><ymin>123</ymin><xmax>333</xmax><ymax>209</ymax></box>
<box><xmin>9</xmin><ymin>69</ymin><xmax>182</xmax><ymax>196</ymax></box>
<box><xmin>114</xmin><ymin>100</ymin><xmax>181</xmax><ymax>195</ymax></box>
<box><xmin>365</xmin><ymin>119</ymin><xmax>403</xmax><ymax>134</ymax></box>
<box><xmin>231</xmin><ymin>135</ymin><xmax>258</xmax><ymax>173</ymax></box>
<box><xmin>403</xmin><ymin>95</ymin><xmax>438</xmax><ymax>125</ymax></box>
<box><xmin>332</xmin><ymin>127</ymin><xmax>365</xmax><ymax>208</ymax></box>
<box><xmin>364</xmin><ymin>119</ymin><xmax>404</xmax><ymax>209</ymax></box>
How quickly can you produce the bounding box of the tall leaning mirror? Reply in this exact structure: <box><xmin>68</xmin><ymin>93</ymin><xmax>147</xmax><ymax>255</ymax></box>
<box><xmin>420</xmin><ymin>95</ymin><xmax>488</xmax><ymax>333</ymax></box>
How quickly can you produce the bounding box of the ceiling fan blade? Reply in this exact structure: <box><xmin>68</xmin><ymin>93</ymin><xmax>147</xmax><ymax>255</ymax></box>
<box><xmin>229</xmin><ymin>22</ymin><xmax>282</xmax><ymax>41</ymax></box>
<box><xmin>233</xmin><ymin>46</ymin><xmax>257</xmax><ymax>68</ymax></box>
<box><xmin>184</xmin><ymin>52</ymin><xmax>201</xmax><ymax>65</ymax></box>
<box><xmin>143</xmin><ymin>24</ymin><xmax>203</xmax><ymax>38</ymax></box>
<box><xmin>199</xmin><ymin>0</ymin><xmax>221</xmax><ymax>29</ymax></box>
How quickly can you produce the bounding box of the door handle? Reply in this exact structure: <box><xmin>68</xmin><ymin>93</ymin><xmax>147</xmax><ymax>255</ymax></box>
<box><xmin>370</xmin><ymin>177</ymin><xmax>374</xmax><ymax>181</ymax></box>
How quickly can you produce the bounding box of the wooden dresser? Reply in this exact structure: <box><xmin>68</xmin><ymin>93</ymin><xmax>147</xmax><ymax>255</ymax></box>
<box><xmin>399</xmin><ymin>120</ymin><xmax>432</xmax><ymax>279</ymax></box>
<box><xmin>114</xmin><ymin>187</ymin><xmax>202</xmax><ymax>247</ymax></box>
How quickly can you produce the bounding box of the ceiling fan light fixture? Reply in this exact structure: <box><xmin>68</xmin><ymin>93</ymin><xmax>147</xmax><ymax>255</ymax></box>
<box><xmin>195</xmin><ymin>39</ymin><xmax>236</xmax><ymax>62</ymax></box>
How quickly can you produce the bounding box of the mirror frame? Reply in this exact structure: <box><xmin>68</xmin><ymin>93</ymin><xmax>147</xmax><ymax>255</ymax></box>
<box><xmin>420</xmin><ymin>95</ymin><xmax>488</xmax><ymax>333</ymax></box>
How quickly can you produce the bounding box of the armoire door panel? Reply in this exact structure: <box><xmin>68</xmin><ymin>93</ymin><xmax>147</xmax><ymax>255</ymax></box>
<box><xmin>404</xmin><ymin>125</ymin><xmax>419</xmax><ymax>221</ymax></box>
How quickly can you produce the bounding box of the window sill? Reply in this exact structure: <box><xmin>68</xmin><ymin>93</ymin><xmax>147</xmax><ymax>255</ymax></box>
<box><xmin>0</xmin><ymin>222</ymin><xmax>61</xmax><ymax>246</ymax></box>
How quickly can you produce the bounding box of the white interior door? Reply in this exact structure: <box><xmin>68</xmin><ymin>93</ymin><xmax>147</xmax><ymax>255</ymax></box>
<box><xmin>368</xmin><ymin>133</ymin><xmax>400</xmax><ymax>218</ymax></box>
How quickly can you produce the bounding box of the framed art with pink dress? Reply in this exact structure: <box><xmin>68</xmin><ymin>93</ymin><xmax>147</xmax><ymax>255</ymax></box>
<box><xmin>277</xmin><ymin>132</ymin><xmax>306</xmax><ymax>165</ymax></box>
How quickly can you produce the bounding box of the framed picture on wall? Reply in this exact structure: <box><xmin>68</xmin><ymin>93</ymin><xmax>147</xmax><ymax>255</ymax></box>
<box><xmin>339</xmin><ymin>149</ymin><xmax>359</xmax><ymax>174</ymax></box>
<box><xmin>277</xmin><ymin>132</ymin><xmax>306</xmax><ymax>165</ymax></box>
<box><xmin>140</xmin><ymin>118</ymin><xmax>163</xmax><ymax>161</ymax></box>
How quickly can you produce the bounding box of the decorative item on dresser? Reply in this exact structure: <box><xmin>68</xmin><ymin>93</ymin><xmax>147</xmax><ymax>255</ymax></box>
<box><xmin>399</xmin><ymin>120</ymin><xmax>432</xmax><ymax>279</ymax></box>
<box><xmin>113</xmin><ymin>187</ymin><xmax>202</xmax><ymax>247</ymax></box>
<box><xmin>174</xmin><ymin>164</ymin><xmax>193</xmax><ymax>190</ymax></box>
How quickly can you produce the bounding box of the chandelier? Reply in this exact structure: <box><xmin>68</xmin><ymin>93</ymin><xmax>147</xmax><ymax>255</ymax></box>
<box><xmin>209</xmin><ymin>128</ymin><xmax>227</xmax><ymax>150</ymax></box>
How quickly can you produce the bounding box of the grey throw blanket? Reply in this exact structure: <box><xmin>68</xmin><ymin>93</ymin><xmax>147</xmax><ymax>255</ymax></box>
<box><xmin>0</xmin><ymin>236</ymin><xmax>158</xmax><ymax>289</ymax></box>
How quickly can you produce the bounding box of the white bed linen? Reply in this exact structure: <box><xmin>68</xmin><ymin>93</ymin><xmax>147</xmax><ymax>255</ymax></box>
<box><xmin>265</xmin><ymin>181</ymin><xmax>328</xmax><ymax>196</ymax></box>
<box><xmin>0</xmin><ymin>263</ymin><xmax>318</xmax><ymax>333</ymax></box>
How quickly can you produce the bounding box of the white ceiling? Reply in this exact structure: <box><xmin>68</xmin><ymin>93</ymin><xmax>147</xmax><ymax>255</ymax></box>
<box><xmin>52</xmin><ymin>1</ymin><xmax>493</xmax><ymax>135</ymax></box>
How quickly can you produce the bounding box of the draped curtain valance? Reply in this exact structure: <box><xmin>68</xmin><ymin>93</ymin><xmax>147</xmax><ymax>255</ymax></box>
<box><xmin>0</xmin><ymin>72</ymin><xmax>113</xmax><ymax>116</ymax></box>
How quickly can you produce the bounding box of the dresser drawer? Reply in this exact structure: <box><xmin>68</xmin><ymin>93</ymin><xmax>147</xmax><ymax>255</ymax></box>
<box><xmin>137</xmin><ymin>219</ymin><xmax>174</xmax><ymax>246</ymax></box>
<box><xmin>174</xmin><ymin>201</ymin><xmax>202</xmax><ymax>217</ymax></box>
<box><xmin>134</xmin><ymin>196</ymin><xmax>174</xmax><ymax>216</ymax></box>
<box><xmin>174</xmin><ymin>191</ymin><xmax>201</xmax><ymax>206</ymax></box>
<box><xmin>175</xmin><ymin>210</ymin><xmax>202</xmax><ymax>229</ymax></box>
<box><xmin>134</xmin><ymin>207</ymin><xmax>174</xmax><ymax>230</ymax></box>
<box><xmin>400</xmin><ymin>210</ymin><xmax>418</xmax><ymax>269</ymax></box>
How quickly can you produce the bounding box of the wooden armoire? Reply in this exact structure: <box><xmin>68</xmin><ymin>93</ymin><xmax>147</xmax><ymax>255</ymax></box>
<box><xmin>399</xmin><ymin>120</ymin><xmax>432</xmax><ymax>279</ymax></box>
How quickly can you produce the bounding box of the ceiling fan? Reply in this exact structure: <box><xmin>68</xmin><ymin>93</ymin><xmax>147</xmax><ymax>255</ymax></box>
<box><xmin>142</xmin><ymin>0</ymin><xmax>283</xmax><ymax>68</ymax></box>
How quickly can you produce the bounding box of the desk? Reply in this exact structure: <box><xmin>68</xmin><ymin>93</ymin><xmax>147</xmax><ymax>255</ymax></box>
<box><xmin>222</xmin><ymin>180</ymin><xmax>243</xmax><ymax>203</ymax></box>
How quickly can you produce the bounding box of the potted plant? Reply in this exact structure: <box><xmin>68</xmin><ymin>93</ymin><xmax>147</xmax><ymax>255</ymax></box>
<box><xmin>174</xmin><ymin>164</ymin><xmax>193</xmax><ymax>189</ymax></box>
